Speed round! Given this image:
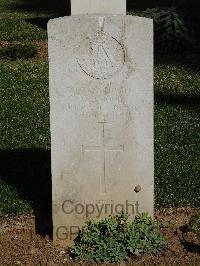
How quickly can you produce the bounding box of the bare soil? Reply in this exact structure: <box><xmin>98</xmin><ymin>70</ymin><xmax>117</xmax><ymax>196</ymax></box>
<box><xmin>0</xmin><ymin>208</ymin><xmax>200</xmax><ymax>265</ymax></box>
<box><xmin>35</xmin><ymin>41</ymin><xmax>48</xmax><ymax>59</ymax></box>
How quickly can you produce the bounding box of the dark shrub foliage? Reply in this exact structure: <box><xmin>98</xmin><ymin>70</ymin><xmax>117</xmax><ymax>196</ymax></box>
<box><xmin>143</xmin><ymin>8</ymin><xmax>194</xmax><ymax>53</ymax></box>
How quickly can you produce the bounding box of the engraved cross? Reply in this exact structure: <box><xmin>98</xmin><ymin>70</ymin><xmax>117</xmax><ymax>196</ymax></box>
<box><xmin>82</xmin><ymin>120</ymin><xmax>124</xmax><ymax>194</ymax></box>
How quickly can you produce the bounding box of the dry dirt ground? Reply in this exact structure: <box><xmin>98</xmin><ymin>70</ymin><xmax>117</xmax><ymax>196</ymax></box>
<box><xmin>0</xmin><ymin>208</ymin><xmax>200</xmax><ymax>266</ymax></box>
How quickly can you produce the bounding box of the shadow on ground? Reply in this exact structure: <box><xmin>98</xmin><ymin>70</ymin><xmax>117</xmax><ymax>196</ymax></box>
<box><xmin>0</xmin><ymin>149</ymin><xmax>52</xmax><ymax>238</ymax></box>
<box><xmin>25</xmin><ymin>17</ymin><xmax>54</xmax><ymax>30</ymax></box>
<box><xmin>155</xmin><ymin>93</ymin><xmax>200</xmax><ymax>108</ymax></box>
<box><xmin>155</xmin><ymin>51</ymin><xmax>200</xmax><ymax>73</ymax></box>
<box><xmin>11</xmin><ymin>0</ymin><xmax>71</xmax><ymax>16</ymax></box>
<box><xmin>181</xmin><ymin>240</ymin><xmax>200</xmax><ymax>254</ymax></box>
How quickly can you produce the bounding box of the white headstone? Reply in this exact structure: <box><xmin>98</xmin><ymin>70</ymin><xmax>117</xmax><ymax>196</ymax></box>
<box><xmin>71</xmin><ymin>0</ymin><xmax>126</xmax><ymax>15</ymax></box>
<box><xmin>48</xmin><ymin>14</ymin><xmax>154</xmax><ymax>246</ymax></box>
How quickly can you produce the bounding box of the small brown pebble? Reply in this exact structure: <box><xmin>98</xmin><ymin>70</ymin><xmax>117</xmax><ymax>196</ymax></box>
<box><xmin>134</xmin><ymin>185</ymin><xmax>141</xmax><ymax>193</ymax></box>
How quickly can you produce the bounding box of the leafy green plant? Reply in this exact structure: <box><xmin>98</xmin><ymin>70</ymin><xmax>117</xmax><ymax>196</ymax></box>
<box><xmin>143</xmin><ymin>8</ymin><xmax>194</xmax><ymax>53</ymax></box>
<box><xmin>70</xmin><ymin>213</ymin><xmax>167</xmax><ymax>262</ymax></box>
<box><xmin>188</xmin><ymin>211</ymin><xmax>200</xmax><ymax>239</ymax></box>
<box><xmin>0</xmin><ymin>42</ymin><xmax>38</xmax><ymax>60</ymax></box>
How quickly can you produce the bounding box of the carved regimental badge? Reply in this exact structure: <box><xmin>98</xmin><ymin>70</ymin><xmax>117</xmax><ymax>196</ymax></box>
<box><xmin>78</xmin><ymin>31</ymin><xmax>125</xmax><ymax>79</ymax></box>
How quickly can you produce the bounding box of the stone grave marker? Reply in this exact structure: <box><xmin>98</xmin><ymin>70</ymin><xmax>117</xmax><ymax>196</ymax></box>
<box><xmin>48</xmin><ymin>0</ymin><xmax>154</xmax><ymax>246</ymax></box>
<box><xmin>71</xmin><ymin>0</ymin><xmax>126</xmax><ymax>15</ymax></box>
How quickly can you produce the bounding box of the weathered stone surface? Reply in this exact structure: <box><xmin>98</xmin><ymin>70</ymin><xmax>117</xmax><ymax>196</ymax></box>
<box><xmin>71</xmin><ymin>0</ymin><xmax>126</xmax><ymax>15</ymax></box>
<box><xmin>48</xmin><ymin>15</ymin><xmax>154</xmax><ymax>246</ymax></box>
